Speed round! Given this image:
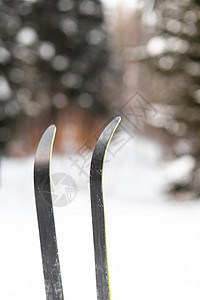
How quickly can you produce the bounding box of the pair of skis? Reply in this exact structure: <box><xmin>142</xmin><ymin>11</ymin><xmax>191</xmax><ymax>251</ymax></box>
<box><xmin>34</xmin><ymin>116</ymin><xmax>121</xmax><ymax>300</ymax></box>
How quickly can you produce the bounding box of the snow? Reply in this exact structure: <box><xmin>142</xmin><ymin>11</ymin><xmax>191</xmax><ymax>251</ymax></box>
<box><xmin>1</xmin><ymin>137</ymin><xmax>200</xmax><ymax>299</ymax></box>
<box><xmin>16</xmin><ymin>27</ymin><xmax>38</xmax><ymax>46</ymax></box>
<box><xmin>164</xmin><ymin>155</ymin><xmax>195</xmax><ymax>185</ymax></box>
<box><xmin>147</xmin><ymin>36</ymin><xmax>166</xmax><ymax>56</ymax></box>
<box><xmin>0</xmin><ymin>76</ymin><xmax>11</xmax><ymax>100</ymax></box>
<box><xmin>100</xmin><ymin>0</ymin><xmax>140</xmax><ymax>10</ymax></box>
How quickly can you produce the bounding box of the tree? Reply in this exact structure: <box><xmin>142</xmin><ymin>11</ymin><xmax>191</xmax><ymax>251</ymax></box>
<box><xmin>0</xmin><ymin>0</ymin><xmax>111</xmax><ymax>153</ymax></box>
<box><xmin>127</xmin><ymin>0</ymin><xmax>200</xmax><ymax>196</ymax></box>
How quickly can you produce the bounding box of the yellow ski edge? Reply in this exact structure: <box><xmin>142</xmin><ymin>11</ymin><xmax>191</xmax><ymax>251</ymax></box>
<box><xmin>102</xmin><ymin>116</ymin><xmax>121</xmax><ymax>299</ymax></box>
<box><xmin>49</xmin><ymin>125</ymin><xmax>57</xmax><ymax>196</ymax></box>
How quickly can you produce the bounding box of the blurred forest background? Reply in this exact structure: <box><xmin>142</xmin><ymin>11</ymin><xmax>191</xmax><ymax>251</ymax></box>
<box><xmin>1</xmin><ymin>0</ymin><xmax>200</xmax><ymax>196</ymax></box>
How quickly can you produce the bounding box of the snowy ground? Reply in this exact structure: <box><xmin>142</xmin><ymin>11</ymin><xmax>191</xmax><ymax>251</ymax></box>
<box><xmin>0</xmin><ymin>136</ymin><xmax>200</xmax><ymax>300</ymax></box>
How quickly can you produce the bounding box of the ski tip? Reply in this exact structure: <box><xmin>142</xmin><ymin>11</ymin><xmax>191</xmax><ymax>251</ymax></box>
<box><xmin>35</xmin><ymin>125</ymin><xmax>56</xmax><ymax>165</ymax></box>
<box><xmin>46</xmin><ymin>124</ymin><xmax>56</xmax><ymax>133</ymax></box>
<box><xmin>41</xmin><ymin>124</ymin><xmax>56</xmax><ymax>139</ymax></box>
<box><xmin>37</xmin><ymin>125</ymin><xmax>56</xmax><ymax>149</ymax></box>
<box><xmin>114</xmin><ymin>115</ymin><xmax>121</xmax><ymax>122</ymax></box>
<box><xmin>113</xmin><ymin>116</ymin><xmax>121</xmax><ymax>126</ymax></box>
<box><xmin>107</xmin><ymin>116</ymin><xmax>121</xmax><ymax>133</ymax></box>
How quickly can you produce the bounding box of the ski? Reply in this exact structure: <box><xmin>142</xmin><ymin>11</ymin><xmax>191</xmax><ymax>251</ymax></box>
<box><xmin>34</xmin><ymin>125</ymin><xmax>64</xmax><ymax>300</ymax></box>
<box><xmin>90</xmin><ymin>116</ymin><xmax>121</xmax><ymax>300</ymax></box>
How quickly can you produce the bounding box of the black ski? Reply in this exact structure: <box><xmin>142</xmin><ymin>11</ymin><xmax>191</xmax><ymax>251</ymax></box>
<box><xmin>34</xmin><ymin>125</ymin><xmax>64</xmax><ymax>300</ymax></box>
<box><xmin>90</xmin><ymin>116</ymin><xmax>121</xmax><ymax>300</ymax></box>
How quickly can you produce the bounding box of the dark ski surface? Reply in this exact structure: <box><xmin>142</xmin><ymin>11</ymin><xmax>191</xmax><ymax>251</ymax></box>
<box><xmin>34</xmin><ymin>125</ymin><xmax>64</xmax><ymax>300</ymax></box>
<box><xmin>90</xmin><ymin>116</ymin><xmax>121</xmax><ymax>300</ymax></box>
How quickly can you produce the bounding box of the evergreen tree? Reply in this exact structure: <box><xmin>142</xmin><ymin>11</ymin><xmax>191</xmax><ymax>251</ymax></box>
<box><xmin>0</xmin><ymin>0</ymin><xmax>110</xmax><ymax>153</ymax></box>
<box><xmin>138</xmin><ymin>0</ymin><xmax>200</xmax><ymax>195</ymax></box>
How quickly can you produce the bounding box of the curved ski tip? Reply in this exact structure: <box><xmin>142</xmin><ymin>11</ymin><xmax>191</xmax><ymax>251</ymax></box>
<box><xmin>42</xmin><ymin>124</ymin><xmax>56</xmax><ymax>138</ymax></box>
<box><xmin>35</xmin><ymin>125</ymin><xmax>56</xmax><ymax>164</ymax></box>
<box><xmin>109</xmin><ymin>116</ymin><xmax>121</xmax><ymax>131</ymax></box>
<box><xmin>113</xmin><ymin>116</ymin><xmax>121</xmax><ymax>125</ymax></box>
<box><xmin>38</xmin><ymin>125</ymin><xmax>56</xmax><ymax>147</ymax></box>
<box><xmin>46</xmin><ymin>124</ymin><xmax>56</xmax><ymax>133</ymax></box>
<box><xmin>114</xmin><ymin>116</ymin><xmax>121</xmax><ymax>122</ymax></box>
<box><xmin>49</xmin><ymin>124</ymin><xmax>56</xmax><ymax>129</ymax></box>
